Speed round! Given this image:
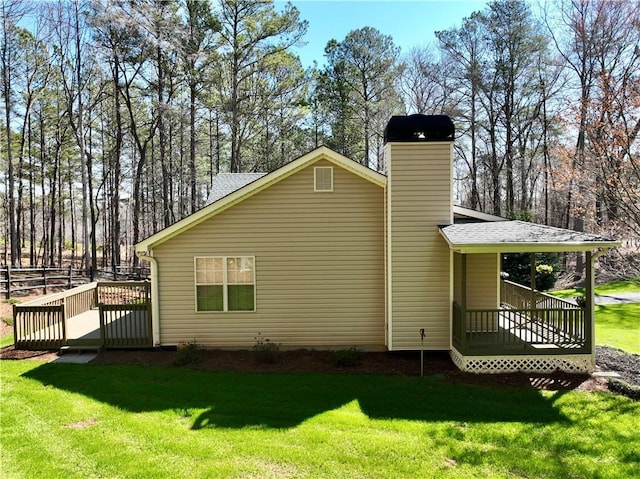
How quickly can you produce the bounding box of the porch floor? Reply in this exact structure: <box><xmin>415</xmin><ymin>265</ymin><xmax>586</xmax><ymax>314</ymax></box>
<box><xmin>462</xmin><ymin>312</ymin><xmax>585</xmax><ymax>353</ymax></box>
<box><xmin>67</xmin><ymin>309</ymin><xmax>101</xmax><ymax>341</ymax></box>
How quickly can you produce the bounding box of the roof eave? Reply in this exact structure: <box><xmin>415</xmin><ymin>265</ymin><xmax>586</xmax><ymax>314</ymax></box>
<box><xmin>444</xmin><ymin>240</ymin><xmax>620</xmax><ymax>254</ymax></box>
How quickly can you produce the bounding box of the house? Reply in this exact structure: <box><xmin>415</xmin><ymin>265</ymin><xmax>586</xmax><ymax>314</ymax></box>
<box><xmin>135</xmin><ymin>114</ymin><xmax>618</xmax><ymax>373</ymax></box>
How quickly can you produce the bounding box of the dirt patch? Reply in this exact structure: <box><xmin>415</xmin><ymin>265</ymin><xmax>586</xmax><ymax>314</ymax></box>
<box><xmin>1</xmin><ymin>294</ymin><xmax>43</xmax><ymax>336</ymax></box>
<box><xmin>63</xmin><ymin>419</ymin><xmax>98</xmax><ymax>430</ymax></box>
<box><xmin>0</xmin><ymin>319</ymin><xmax>11</xmax><ymax>338</ymax></box>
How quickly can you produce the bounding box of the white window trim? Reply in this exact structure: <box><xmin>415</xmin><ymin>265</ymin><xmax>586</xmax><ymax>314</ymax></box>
<box><xmin>314</xmin><ymin>166</ymin><xmax>334</xmax><ymax>192</ymax></box>
<box><xmin>194</xmin><ymin>255</ymin><xmax>256</xmax><ymax>312</ymax></box>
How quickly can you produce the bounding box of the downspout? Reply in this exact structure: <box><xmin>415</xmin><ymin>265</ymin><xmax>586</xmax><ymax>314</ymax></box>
<box><xmin>586</xmin><ymin>247</ymin><xmax>610</xmax><ymax>370</ymax></box>
<box><xmin>136</xmin><ymin>250</ymin><xmax>160</xmax><ymax>347</ymax></box>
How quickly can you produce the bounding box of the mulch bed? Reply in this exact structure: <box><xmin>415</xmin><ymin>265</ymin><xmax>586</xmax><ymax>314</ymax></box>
<box><xmin>0</xmin><ymin>347</ymin><xmax>58</xmax><ymax>361</ymax></box>
<box><xmin>1</xmin><ymin>346</ymin><xmax>611</xmax><ymax>393</ymax></box>
<box><xmin>595</xmin><ymin>345</ymin><xmax>640</xmax><ymax>387</ymax></box>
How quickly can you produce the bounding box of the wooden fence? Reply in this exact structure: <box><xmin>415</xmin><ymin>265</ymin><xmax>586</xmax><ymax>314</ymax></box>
<box><xmin>1</xmin><ymin>266</ymin><xmax>150</xmax><ymax>299</ymax></box>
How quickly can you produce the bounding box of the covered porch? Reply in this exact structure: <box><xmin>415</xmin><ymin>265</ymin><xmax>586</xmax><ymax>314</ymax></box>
<box><xmin>440</xmin><ymin>218</ymin><xmax>618</xmax><ymax>373</ymax></box>
<box><xmin>453</xmin><ymin>279</ymin><xmax>588</xmax><ymax>356</ymax></box>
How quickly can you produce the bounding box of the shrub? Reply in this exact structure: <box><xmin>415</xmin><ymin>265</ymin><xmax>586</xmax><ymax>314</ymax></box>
<box><xmin>173</xmin><ymin>341</ymin><xmax>204</xmax><ymax>366</ymax></box>
<box><xmin>502</xmin><ymin>252</ymin><xmax>560</xmax><ymax>291</ymax></box>
<box><xmin>535</xmin><ymin>264</ymin><xmax>557</xmax><ymax>291</ymax></box>
<box><xmin>252</xmin><ymin>333</ymin><xmax>280</xmax><ymax>364</ymax></box>
<box><xmin>331</xmin><ymin>347</ymin><xmax>361</xmax><ymax>367</ymax></box>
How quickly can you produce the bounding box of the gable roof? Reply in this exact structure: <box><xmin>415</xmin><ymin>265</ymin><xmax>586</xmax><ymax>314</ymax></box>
<box><xmin>440</xmin><ymin>220</ymin><xmax>619</xmax><ymax>253</ymax></box>
<box><xmin>135</xmin><ymin>146</ymin><xmax>386</xmax><ymax>252</ymax></box>
<box><xmin>205</xmin><ymin>173</ymin><xmax>267</xmax><ymax>204</ymax></box>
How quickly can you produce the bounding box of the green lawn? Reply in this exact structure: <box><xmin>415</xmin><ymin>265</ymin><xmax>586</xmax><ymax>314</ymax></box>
<box><xmin>0</xmin><ymin>330</ymin><xmax>14</xmax><ymax>348</ymax></box>
<box><xmin>2</xmin><ymin>298</ymin><xmax>17</xmax><ymax>348</ymax></box>
<box><xmin>2</xmin><ymin>360</ymin><xmax>639</xmax><ymax>479</ymax></box>
<box><xmin>552</xmin><ymin>279</ymin><xmax>640</xmax><ymax>354</ymax></box>
<box><xmin>595</xmin><ymin>303</ymin><xmax>640</xmax><ymax>353</ymax></box>
<box><xmin>552</xmin><ymin>279</ymin><xmax>640</xmax><ymax>299</ymax></box>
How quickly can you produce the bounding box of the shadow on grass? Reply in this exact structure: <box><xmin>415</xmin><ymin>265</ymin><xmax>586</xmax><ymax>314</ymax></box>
<box><xmin>23</xmin><ymin>362</ymin><xmax>570</xmax><ymax>430</ymax></box>
<box><xmin>596</xmin><ymin>303</ymin><xmax>640</xmax><ymax>329</ymax></box>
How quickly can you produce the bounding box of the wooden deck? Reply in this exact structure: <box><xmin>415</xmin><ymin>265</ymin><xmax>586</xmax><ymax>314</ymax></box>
<box><xmin>67</xmin><ymin>309</ymin><xmax>102</xmax><ymax>340</ymax></box>
<box><xmin>13</xmin><ymin>282</ymin><xmax>152</xmax><ymax>350</ymax></box>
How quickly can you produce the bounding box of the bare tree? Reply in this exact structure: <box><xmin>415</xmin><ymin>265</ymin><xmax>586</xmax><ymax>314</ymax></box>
<box><xmin>547</xmin><ymin>0</ymin><xmax>640</xmax><ymax>237</ymax></box>
<box><xmin>399</xmin><ymin>45</ymin><xmax>447</xmax><ymax>115</ymax></box>
<box><xmin>216</xmin><ymin>0</ymin><xmax>307</xmax><ymax>172</ymax></box>
<box><xmin>1</xmin><ymin>0</ymin><xmax>27</xmax><ymax>266</ymax></box>
<box><xmin>182</xmin><ymin>0</ymin><xmax>219</xmax><ymax>214</ymax></box>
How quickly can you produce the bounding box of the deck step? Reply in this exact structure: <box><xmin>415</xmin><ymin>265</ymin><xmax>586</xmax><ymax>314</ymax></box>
<box><xmin>59</xmin><ymin>345</ymin><xmax>102</xmax><ymax>355</ymax></box>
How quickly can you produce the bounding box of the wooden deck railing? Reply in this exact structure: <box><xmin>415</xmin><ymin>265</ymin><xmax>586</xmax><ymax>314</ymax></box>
<box><xmin>97</xmin><ymin>281</ymin><xmax>150</xmax><ymax>305</ymax></box>
<box><xmin>13</xmin><ymin>304</ymin><xmax>66</xmax><ymax>350</ymax></box>
<box><xmin>13</xmin><ymin>281</ymin><xmax>151</xmax><ymax>350</ymax></box>
<box><xmin>501</xmin><ymin>280</ymin><xmax>578</xmax><ymax>311</ymax></box>
<box><xmin>13</xmin><ymin>282</ymin><xmax>97</xmax><ymax>349</ymax></box>
<box><xmin>100</xmin><ymin>304</ymin><xmax>152</xmax><ymax>348</ymax></box>
<box><xmin>453</xmin><ymin>281</ymin><xmax>588</xmax><ymax>356</ymax></box>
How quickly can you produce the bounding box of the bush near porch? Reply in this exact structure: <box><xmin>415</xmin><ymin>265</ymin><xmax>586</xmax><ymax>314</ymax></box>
<box><xmin>502</xmin><ymin>252</ymin><xmax>560</xmax><ymax>291</ymax></box>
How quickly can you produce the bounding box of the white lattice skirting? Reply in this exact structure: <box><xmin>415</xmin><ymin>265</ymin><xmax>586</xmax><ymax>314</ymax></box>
<box><xmin>450</xmin><ymin>348</ymin><xmax>594</xmax><ymax>374</ymax></box>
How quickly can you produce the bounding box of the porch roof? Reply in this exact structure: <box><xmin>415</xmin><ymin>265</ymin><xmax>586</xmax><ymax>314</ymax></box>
<box><xmin>439</xmin><ymin>220</ymin><xmax>619</xmax><ymax>253</ymax></box>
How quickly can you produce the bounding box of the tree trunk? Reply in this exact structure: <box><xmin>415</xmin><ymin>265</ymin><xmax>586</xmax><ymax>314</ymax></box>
<box><xmin>190</xmin><ymin>81</ymin><xmax>197</xmax><ymax>213</ymax></box>
<box><xmin>2</xmin><ymin>15</ymin><xmax>19</xmax><ymax>267</ymax></box>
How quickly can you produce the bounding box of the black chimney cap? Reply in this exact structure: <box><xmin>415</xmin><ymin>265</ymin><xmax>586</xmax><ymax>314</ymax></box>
<box><xmin>384</xmin><ymin>114</ymin><xmax>454</xmax><ymax>143</ymax></box>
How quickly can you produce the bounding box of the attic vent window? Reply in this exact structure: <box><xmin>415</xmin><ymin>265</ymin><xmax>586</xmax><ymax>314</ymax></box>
<box><xmin>314</xmin><ymin>167</ymin><xmax>333</xmax><ymax>192</ymax></box>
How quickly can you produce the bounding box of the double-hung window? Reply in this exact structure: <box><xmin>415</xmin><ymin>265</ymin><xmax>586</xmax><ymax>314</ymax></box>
<box><xmin>195</xmin><ymin>256</ymin><xmax>255</xmax><ymax>312</ymax></box>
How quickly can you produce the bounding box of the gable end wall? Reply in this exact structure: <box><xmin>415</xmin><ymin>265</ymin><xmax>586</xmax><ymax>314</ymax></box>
<box><xmin>153</xmin><ymin>160</ymin><xmax>386</xmax><ymax>349</ymax></box>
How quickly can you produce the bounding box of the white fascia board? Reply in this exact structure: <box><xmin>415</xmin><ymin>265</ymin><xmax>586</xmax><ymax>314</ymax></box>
<box><xmin>438</xmin><ymin>227</ymin><xmax>619</xmax><ymax>254</ymax></box>
<box><xmin>445</xmin><ymin>242</ymin><xmax>619</xmax><ymax>254</ymax></box>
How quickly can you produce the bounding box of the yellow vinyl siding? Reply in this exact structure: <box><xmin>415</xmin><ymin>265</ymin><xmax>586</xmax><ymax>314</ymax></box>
<box><xmin>386</xmin><ymin>142</ymin><xmax>452</xmax><ymax>350</ymax></box>
<box><xmin>153</xmin><ymin>159</ymin><xmax>385</xmax><ymax>349</ymax></box>
<box><xmin>466</xmin><ymin>253</ymin><xmax>500</xmax><ymax>309</ymax></box>
<box><xmin>453</xmin><ymin>252</ymin><xmax>500</xmax><ymax>309</ymax></box>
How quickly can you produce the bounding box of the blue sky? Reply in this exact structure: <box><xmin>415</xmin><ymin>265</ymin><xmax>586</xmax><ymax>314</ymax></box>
<box><xmin>275</xmin><ymin>0</ymin><xmax>489</xmax><ymax>67</ymax></box>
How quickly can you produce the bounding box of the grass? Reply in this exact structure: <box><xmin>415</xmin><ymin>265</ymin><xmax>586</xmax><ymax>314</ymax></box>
<box><xmin>1</xmin><ymin>360</ymin><xmax>639</xmax><ymax>479</ymax></box>
<box><xmin>1</xmin><ymin>298</ymin><xmax>17</xmax><ymax>348</ymax></box>
<box><xmin>0</xmin><ymin>330</ymin><xmax>14</xmax><ymax>348</ymax></box>
<box><xmin>551</xmin><ymin>279</ymin><xmax>640</xmax><ymax>354</ymax></box>
<box><xmin>1</xmin><ymin>317</ymin><xmax>14</xmax><ymax>348</ymax></box>
<box><xmin>594</xmin><ymin>303</ymin><xmax>640</xmax><ymax>354</ymax></box>
<box><xmin>552</xmin><ymin>278</ymin><xmax>640</xmax><ymax>299</ymax></box>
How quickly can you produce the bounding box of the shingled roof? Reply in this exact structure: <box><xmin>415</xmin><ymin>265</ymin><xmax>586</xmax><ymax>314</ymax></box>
<box><xmin>440</xmin><ymin>220</ymin><xmax>618</xmax><ymax>253</ymax></box>
<box><xmin>205</xmin><ymin>173</ymin><xmax>267</xmax><ymax>204</ymax></box>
